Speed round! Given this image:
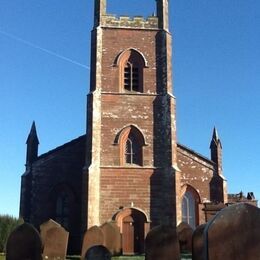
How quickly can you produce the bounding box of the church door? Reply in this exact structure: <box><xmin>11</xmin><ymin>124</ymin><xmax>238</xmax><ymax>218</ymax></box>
<box><xmin>120</xmin><ymin>209</ymin><xmax>146</xmax><ymax>255</ymax></box>
<box><xmin>122</xmin><ymin>215</ymin><xmax>134</xmax><ymax>254</ymax></box>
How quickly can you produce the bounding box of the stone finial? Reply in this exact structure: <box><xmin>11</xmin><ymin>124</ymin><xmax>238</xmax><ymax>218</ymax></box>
<box><xmin>156</xmin><ymin>0</ymin><xmax>169</xmax><ymax>31</ymax></box>
<box><xmin>26</xmin><ymin>121</ymin><xmax>39</xmax><ymax>168</ymax></box>
<box><xmin>94</xmin><ymin>0</ymin><xmax>107</xmax><ymax>27</ymax></box>
<box><xmin>210</xmin><ymin>127</ymin><xmax>222</xmax><ymax>174</ymax></box>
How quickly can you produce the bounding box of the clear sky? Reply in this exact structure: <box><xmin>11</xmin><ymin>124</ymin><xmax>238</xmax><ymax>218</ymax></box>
<box><xmin>0</xmin><ymin>0</ymin><xmax>259</xmax><ymax>217</ymax></box>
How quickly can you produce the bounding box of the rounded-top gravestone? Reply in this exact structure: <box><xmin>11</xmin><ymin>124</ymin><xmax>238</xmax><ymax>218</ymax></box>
<box><xmin>145</xmin><ymin>225</ymin><xmax>180</xmax><ymax>260</ymax></box>
<box><xmin>176</xmin><ymin>222</ymin><xmax>193</xmax><ymax>253</ymax></box>
<box><xmin>84</xmin><ymin>245</ymin><xmax>111</xmax><ymax>260</ymax></box>
<box><xmin>205</xmin><ymin>203</ymin><xmax>260</xmax><ymax>260</ymax></box>
<box><xmin>81</xmin><ymin>225</ymin><xmax>104</xmax><ymax>259</ymax></box>
<box><xmin>6</xmin><ymin>222</ymin><xmax>42</xmax><ymax>260</ymax></box>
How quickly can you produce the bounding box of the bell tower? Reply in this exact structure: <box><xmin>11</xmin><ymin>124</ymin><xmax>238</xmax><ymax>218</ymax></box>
<box><xmin>83</xmin><ymin>0</ymin><xmax>181</xmax><ymax>235</ymax></box>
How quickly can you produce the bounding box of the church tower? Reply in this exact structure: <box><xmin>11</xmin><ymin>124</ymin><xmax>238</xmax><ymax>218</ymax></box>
<box><xmin>83</xmin><ymin>0</ymin><xmax>181</xmax><ymax>253</ymax></box>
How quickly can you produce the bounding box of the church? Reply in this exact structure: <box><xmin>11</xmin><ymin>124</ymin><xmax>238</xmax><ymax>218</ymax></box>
<box><xmin>19</xmin><ymin>0</ymin><xmax>256</xmax><ymax>255</ymax></box>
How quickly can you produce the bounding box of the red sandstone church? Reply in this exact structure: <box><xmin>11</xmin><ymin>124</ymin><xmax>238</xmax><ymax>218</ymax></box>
<box><xmin>19</xmin><ymin>0</ymin><xmax>257</xmax><ymax>255</ymax></box>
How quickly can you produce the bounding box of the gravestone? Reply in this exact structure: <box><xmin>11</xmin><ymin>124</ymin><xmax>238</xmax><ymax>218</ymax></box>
<box><xmin>192</xmin><ymin>224</ymin><xmax>206</xmax><ymax>260</ymax></box>
<box><xmin>84</xmin><ymin>245</ymin><xmax>111</xmax><ymax>260</ymax></box>
<box><xmin>81</xmin><ymin>226</ymin><xmax>104</xmax><ymax>259</ymax></box>
<box><xmin>40</xmin><ymin>219</ymin><xmax>61</xmax><ymax>247</ymax></box>
<box><xmin>206</xmin><ymin>203</ymin><xmax>260</xmax><ymax>260</ymax></box>
<box><xmin>176</xmin><ymin>222</ymin><xmax>193</xmax><ymax>253</ymax></box>
<box><xmin>100</xmin><ymin>222</ymin><xmax>121</xmax><ymax>255</ymax></box>
<box><xmin>6</xmin><ymin>222</ymin><xmax>42</xmax><ymax>260</ymax></box>
<box><xmin>145</xmin><ymin>225</ymin><xmax>180</xmax><ymax>260</ymax></box>
<box><xmin>42</xmin><ymin>226</ymin><xmax>69</xmax><ymax>260</ymax></box>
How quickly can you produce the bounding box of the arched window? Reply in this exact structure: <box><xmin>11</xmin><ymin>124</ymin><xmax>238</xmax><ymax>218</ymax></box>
<box><xmin>116</xmin><ymin>125</ymin><xmax>145</xmax><ymax>166</ymax></box>
<box><xmin>125</xmin><ymin>133</ymin><xmax>141</xmax><ymax>165</ymax></box>
<box><xmin>117</xmin><ymin>49</ymin><xmax>146</xmax><ymax>93</ymax></box>
<box><xmin>55</xmin><ymin>191</ymin><xmax>70</xmax><ymax>229</ymax></box>
<box><xmin>182</xmin><ymin>191</ymin><xmax>196</xmax><ymax>229</ymax></box>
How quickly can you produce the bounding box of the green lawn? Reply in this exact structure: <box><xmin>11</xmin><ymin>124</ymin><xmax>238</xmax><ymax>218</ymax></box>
<box><xmin>0</xmin><ymin>254</ymin><xmax>191</xmax><ymax>260</ymax></box>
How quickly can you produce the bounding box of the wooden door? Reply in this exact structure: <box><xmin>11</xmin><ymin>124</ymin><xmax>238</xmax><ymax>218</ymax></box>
<box><xmin>122</xmin><ymin>215</ymin><xmax>134</xmax><ymax>255</ymax></box>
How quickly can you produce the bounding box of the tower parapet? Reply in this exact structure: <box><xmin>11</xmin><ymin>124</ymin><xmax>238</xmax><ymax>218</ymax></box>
<box><xmin>101</xmin><ymin>15</ymin><xmax>158</xmax><ymax>29</ymax></box>
<box><xmin>94</xmin><ymin>0</ymin><xmax>169</xmax><ymax>31</ymax></box>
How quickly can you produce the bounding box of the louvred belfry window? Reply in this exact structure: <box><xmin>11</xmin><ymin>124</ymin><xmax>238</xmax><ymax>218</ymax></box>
<box><xmin>124</xmin><ymin>62</ymin><xmax>140</xmax><ymax>92</ymax></box>
<box><xmin>117</xmin><ymin>49</ymin><xmax>146</xmax><ymax>93</ymax></box>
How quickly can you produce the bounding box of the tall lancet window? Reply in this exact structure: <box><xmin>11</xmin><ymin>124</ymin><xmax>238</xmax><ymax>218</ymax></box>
<box><xmin>55</xmin><ymin>191</ymin><xmax>70</xmax><ymax>229</ymax></box>
<box><xmin>182</xmin><ymin>191</ymin><xmax>196</xmax><ymax>229</ymax></box>
<box><xmin>117</xmin><ymin>125</ymin><xmax>145</xmax><ymax>166</ymax></box>
<box><xmin>125</xmin><ymin>134</ymin><xmax>140</xmax><ymax>165</ymax></box>
<box><xmin>117</xmin><ymin>49</ymin><xmax>146</xmax><ymax>93</ymax></box>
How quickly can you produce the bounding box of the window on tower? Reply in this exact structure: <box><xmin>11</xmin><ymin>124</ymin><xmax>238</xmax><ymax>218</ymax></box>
<box><xmin>125</xmin><ymin>134</ymin><xmax>141</xmax><ymax>165</ymax></box>
<box><xmin>116</xmin><ymin>125</ymin><xmax>145</xmax><ymax>166</ymax></box>
<box><xmin>124</xmin><ymin>62</ymin><xmax>140</xmax><ymax>92</ymax></box>
<box><xmin>117</xmin><ymin>49</ymin><xmax>146</xmax><ymax>93</ymax></box>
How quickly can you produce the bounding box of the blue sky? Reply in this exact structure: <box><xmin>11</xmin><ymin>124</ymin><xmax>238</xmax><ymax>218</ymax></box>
<box><xmin>0</xmin><ymin>0</ymin><xmax>259</xmax><ymax>216</ymax></box>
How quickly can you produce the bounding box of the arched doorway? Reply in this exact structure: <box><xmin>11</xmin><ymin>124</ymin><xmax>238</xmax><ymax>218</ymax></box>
<box><xmin>113</xmin><ymin>208</ymin><xmax>149</xmax><ymax>255</ymax></box>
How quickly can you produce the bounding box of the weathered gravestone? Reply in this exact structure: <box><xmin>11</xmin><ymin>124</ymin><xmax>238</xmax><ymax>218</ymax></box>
<box><xmin>40</xmin><ymin>219</ymin><xmax>61</xmax><ymax>247</ymax></box>
<box><xmin>192</xmin><ymin>224</ymin><xmax>206</xmax><ymax>260</ymax></box>
<box><xmin>145</xmin><ymin>225</ymin><xmax>181</xmax><ymax>260</ymax></box>
<box><xmin>81</xmin><ymin>226</ymin><xmax>104</xmax><ymax>259</ymax></box>
<box><xmin>100</xmin><ymin>222</ymin><xmax>121</xmax><ymax>255</ymax></box>
<box><xmin>42</xmin><ymin>226</ymin><xmax>69</xmax><ymax>260</ymax></box>
<box><xmin>176</xmin><ymin>222</ymin><xmax>193</xmax><ymax>253</ymax></box>
<box><xmin>6</xmin><ymin>222</ymin><xmax>42</xmax><ymax>260</ymax></box>
<box><xmin>205</xmin><ymin>203</ymin><xmax>260</xmax><ymax>260</ymax></box>
<box><xmin>84</xmin><ymin>245</ymin><xmax>111</xmax><ymax>260</ymax></box>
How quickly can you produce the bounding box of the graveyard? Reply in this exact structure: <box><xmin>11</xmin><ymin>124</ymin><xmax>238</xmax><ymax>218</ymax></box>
<box><xmin>1</xmin><ymin>203</ymin><xmax>259</xmax><ymax>259</ymax></box>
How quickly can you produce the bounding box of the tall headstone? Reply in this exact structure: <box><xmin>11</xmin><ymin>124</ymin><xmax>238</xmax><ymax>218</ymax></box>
<box><xmin>81</xmin><ymin>226</ymin><xmax>104</xmax><ymax>259</ymax></box>
<box><xmin>176</xmin><ymin>222</ymin><xmax>193</xmax><ymax>253</ymax></box>
<box><xmin>40</xmin><ymin>219</ymin><xmax>61</xmax><ymax>247</ymax></box>
<box><xmin>6</xmin><ymin>223</ymin><xmax>42</xmax><ymax>260</ymax></box>
<box><xmin>206</xmin><ymin>203</ymin><xmax>260</xmax><ymax>260</ymax></box>
<box><xmin>100</xmin><ymin>222</ymin><xmax>121</xmax><ymax>255</ymax></box>
<box><xmin>192</xmin><ymin>224</ymin><xmax>206</xmax><ymax>260</ymax></box>
<box><xmin>145</xmin><ymin>225</ymin><xmax>180</xmax><ymax>260</ymax></box>
<box><xmin>42</xmin><ymin>226</ymin><xmax>69</xmax><ymax>260</ymax></box>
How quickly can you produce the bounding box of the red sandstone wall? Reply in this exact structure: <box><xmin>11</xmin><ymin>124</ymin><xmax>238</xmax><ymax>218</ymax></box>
<box><xmin>101</xmin><ymin>28</ymin><xmax>158</xmax><ymax>93</ymax></box>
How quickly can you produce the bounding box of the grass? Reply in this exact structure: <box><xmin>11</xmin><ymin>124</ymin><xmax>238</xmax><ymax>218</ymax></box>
<box><xmin>0</xmin><ymin>253</ymin><xmax>192</xmax><ymax>260</ymax></box>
